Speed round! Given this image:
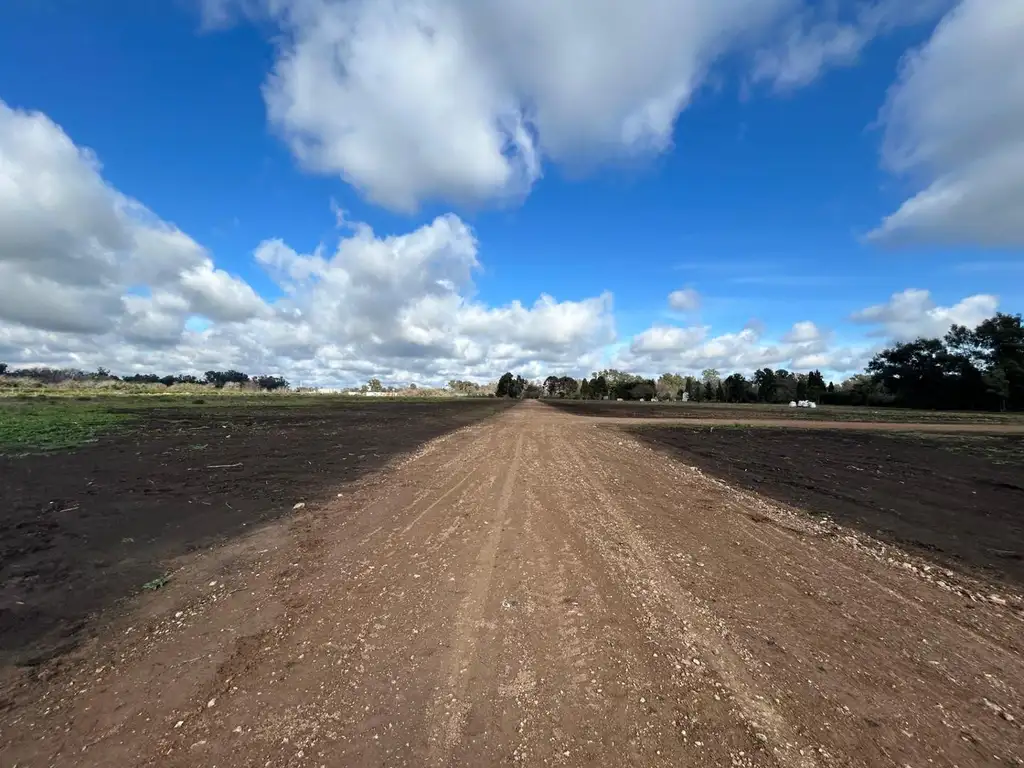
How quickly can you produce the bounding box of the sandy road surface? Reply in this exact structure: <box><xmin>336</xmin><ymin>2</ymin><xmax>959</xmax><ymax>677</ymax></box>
<box><xmin>3</xmin><ymin>403</ymin><xmax>1023</xmax><ymax>766</ymax></box>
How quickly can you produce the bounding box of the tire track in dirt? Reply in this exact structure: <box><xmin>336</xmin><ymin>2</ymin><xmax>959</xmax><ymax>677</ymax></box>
<box><xmin>426</xmin><ymin>428</ymin><xmax>524</xmax><ymax>765</ymax></box>
<box><xmin>560</xmin><ymin>413</ymin><xmax>1024</xmax><ymax>766</ymax></box>
<box><xmin>512</xmin><ymin>420</ymin><xmax>763</xmax><ymax>765</ymax></box>
<box><xmin>548</xmin><ymin>423</ymin><xmax>821</xmax><ymax>768</ymax></box>
<box><xmin>642</xmin><ymin>458</ymin><xmax>1024</xmax><ymax>678</ymax></box>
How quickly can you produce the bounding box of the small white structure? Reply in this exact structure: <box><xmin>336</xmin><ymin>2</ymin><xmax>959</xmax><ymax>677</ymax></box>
<box><xmin>794</xmin><ymin>399</ymin><xmax>818</xmax><ymax>409</ymax></box>
<box><xmin>789</xmin><ymin>401</ymin><xmax>797</xmax><ymax>407</ymax></box>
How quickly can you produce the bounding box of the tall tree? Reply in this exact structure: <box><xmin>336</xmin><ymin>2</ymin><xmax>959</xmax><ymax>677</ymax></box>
<box><xmin>796</xmin><ymin>375</ymin><xmax>808</xmax><ymax>401</ymax></box>
<box><xmin>807</xmin><ymin>370</ymin><xmax>826</xmax><ymax>401</ymax></box>
<box><xmin>684</xmin><ymin>377</ymin><xmax>697</xmax><ymax>401</ymax></box>
<box><xmin>701</xmin><ymin>368</ymin><xmax>721</xmax><ymax>390</ymax></box>
<box><xmin>496</xmin><ymin>372</ymin><xmax>514</xmax><ymax>398</ymax></box>
<box><xmin>954</xmin><ymin>313</ymin><xmax>1024</xmax><ymax>410</ymax></box>
<box><xmin>723</xmin><ymin>373</ymin><xmax>748</xmax><ymax>403</ymax></box>
<box><xmin>753</xmin><ymin>368</ymin><xmax>777</xmax><ymax>402</ymax></box>
<box><xmin>555</xmin><ymin>376</ymin><xmax>579</xmax><ymax>397</ymax></box>
<box><xmin>775</xmin><ymin>369</ymin><xmax>798</xmax><ymax>403</ymax></box>
<box><xmin>656</xmin><ymin>373</ymin><xmax>685</xmax><ymax>401</ymax></box>
<box><xmin>867</xmin><ymin>338</ymin><xmax>958</xmax><ymax>409</ymax></box>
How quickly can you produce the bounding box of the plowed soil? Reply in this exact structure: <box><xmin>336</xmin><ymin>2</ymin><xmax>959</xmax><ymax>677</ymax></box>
<box><xmin>2</xmin><ymin>402</ymin><xmax>1023</xmax><ymax>767</ymax></box>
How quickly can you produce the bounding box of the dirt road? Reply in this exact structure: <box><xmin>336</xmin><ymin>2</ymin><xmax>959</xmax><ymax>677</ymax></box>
<box><xmin>3</xmin><ymin>403</ymin><xmax>1022</xmax><ymax>766</ymax></box>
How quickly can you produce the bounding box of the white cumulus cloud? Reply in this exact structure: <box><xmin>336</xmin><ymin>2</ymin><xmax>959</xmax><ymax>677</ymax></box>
<box><xmin>870</xmin><ymin>0</ymin><xmax>1024</xmax><ymax>246</ymax></box>
<box><xmin>850</xmin><ymin>288</ymin><xmax>998</xmax><ymax>340</ymax></box>
<box><xmin>618</xmin><ymin>318</ymin><xmax>866</xmax><ymax>377</ymax></box>
<box><xmin>201</xmin><ymin>0</ymin><xmax>956</xmax><ymax>212</ymax></box>
<box><xmin>668</xmin><ymin>288</ymin><xmax>701</xmax><ymax>312</ymax></box>
<box><xmin>0</xmin><ymin>100</ymin><xmax>615</xmax><ymax>386</ymax></box>
<box><xmin>0</xmin><ymin>100</ymin><xmax>269</xmax><ymax>339</ymax></box>
<box><xmin>208</xmin><ymin>0</ymin><xmax>808</xmax><ymax>210</ymax></box>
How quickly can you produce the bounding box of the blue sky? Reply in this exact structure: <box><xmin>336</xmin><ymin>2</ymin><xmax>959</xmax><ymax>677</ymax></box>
<box><xmin>0</xmin><ymin>0</ymin><xmax>1021</xmax><ymax>386</ymax></box>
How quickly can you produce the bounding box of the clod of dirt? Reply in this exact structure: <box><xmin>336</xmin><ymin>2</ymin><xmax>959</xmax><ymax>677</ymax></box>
<box><xmin>292</xmin><ymin>502</ymin><xmax>306</xmax><ymax>511</ymax></box>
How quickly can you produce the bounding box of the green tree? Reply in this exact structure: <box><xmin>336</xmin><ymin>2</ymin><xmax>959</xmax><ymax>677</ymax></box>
<box><xmin>556</xmin><ymin>376</ymin><xmax>578</xmax><ymax>397</ymax></box>
<box><xmin>628</xmin><ymin>380</ymin><xmax>658</xmax><ymax>401</ymax></box>
<box><xmin>496</xmin><ymin>372</ymin><xmax>514</xmax><ymax>398</ymax></box>
<box><xmin>796</xmin><ymin>375</ymin><xmax>808</xmax><ymax>401</ymax></box>
<box><xmin>579</xmin><ymin>379</ymin><xmax>591</xmax><ymax>399</ymax></box>
<box><xmin>954</xmin><ymin>313</ymin><xmax>1024</xmax><ymax>410</ymax></box>
<box><xmin>256</xmin><ymin>375</ymin><xmax>289</xmax><ymax>391</ymax></box>
<box><xmin>807</xmin><ymin>370</ymin><xmax>827</xmax><ymax>401</ymax></box>
<box><xmin>656</xmin><ymin>373</ymin><xmax>685</xmax><ymax>400</ymax></box>
<box><xmin>753</xmin><ymin>368</ymin><xmax>777</xmax><ymax>402</ymax></box>
<box><xmin>775</xmin><ymin>369</ymin><xmax>798</xmax><ymax>403</ymax></box>
<box><xmin>984</xmin><ymin>366</ymin><xmax>1011</xmax><ymax>412</ymax></box>
<box><xmin>204</xmin><ymin>370</ymin><xmax>250</xmax><ymax>388</ymax></box>
<box><xmin>867</xmin><ymin>338</ymin><xmax>959</xmax><ymax>408</ymax></box>
<box><xmin>593</xmin><ymin>369</ymin><xmax>641</xmax><ymax>391</ymax></box>
<box><xmin>367</xmin><ymin>378</ymin><xmax>383</xmax><ymax>392</ymax></box>
<box><xmin>701</xmin><ymin>368</ymin><xmax>720</xmax><ymax>390</ymax></box>
<box><xmin>723</xmin><ymin>373</ymin><xmax>748</xmax><ymax>402</ymax></box>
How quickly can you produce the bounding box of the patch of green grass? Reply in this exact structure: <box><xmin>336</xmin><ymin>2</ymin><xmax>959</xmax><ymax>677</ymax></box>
<box><xmin>0</xmin><ymin>399</ymin><xmax>136</xmax><ymax>455</ymax></box>
<box><xmin>141</xmin><ymin>574</ymin><xmax>171</xmax><ymax>591</ymax></box>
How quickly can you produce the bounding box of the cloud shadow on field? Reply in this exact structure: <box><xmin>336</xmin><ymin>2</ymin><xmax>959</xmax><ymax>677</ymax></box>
<box><xmin>0</xmin><ymin>399</ymin><xmax>511</xmax><ymax>668</ymax></box>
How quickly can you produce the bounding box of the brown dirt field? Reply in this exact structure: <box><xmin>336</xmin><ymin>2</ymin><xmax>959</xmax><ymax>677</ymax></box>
<box><xmin>2</xmin><ymin>402</ymin><xmax>1023</xmax><ymax>767</ymax></box>
<box><xmin>0</xmin><ymin>400</ymin><xmax>510</xmax><ymax>669</ymax></box>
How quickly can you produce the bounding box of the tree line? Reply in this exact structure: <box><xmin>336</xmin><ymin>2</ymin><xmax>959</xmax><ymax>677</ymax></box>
<box><xmin>0</xmin><ymin>364</ymin><xmax>290</xmax><ymax>391</ymax></box>
<box><xmin>488</xmin><ymin>312</ymin><xmax>1024</xmax><ymax>412</ymax></box>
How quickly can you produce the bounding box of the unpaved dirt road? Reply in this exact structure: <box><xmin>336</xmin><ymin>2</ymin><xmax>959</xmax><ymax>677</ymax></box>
<box><xmin>3</xmin><ymin>403</ymin><xmax>1023</xmax><ymax>766</ymax></box>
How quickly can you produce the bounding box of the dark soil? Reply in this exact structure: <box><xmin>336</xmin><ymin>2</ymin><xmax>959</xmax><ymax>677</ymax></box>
<box><xmin>631</xmin><ymin>426</ymin><xmax>1024</xmax><ymax>588</ymax></box>
<box><xmin>0</xmin><ymin>400</ymin><xmax>509</xmax><ymax>667</ymax></box>
<box><xmin>548</xmin><ymin>399</ymin><xmax>1024</xmax><ymax>424</ymax></box>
